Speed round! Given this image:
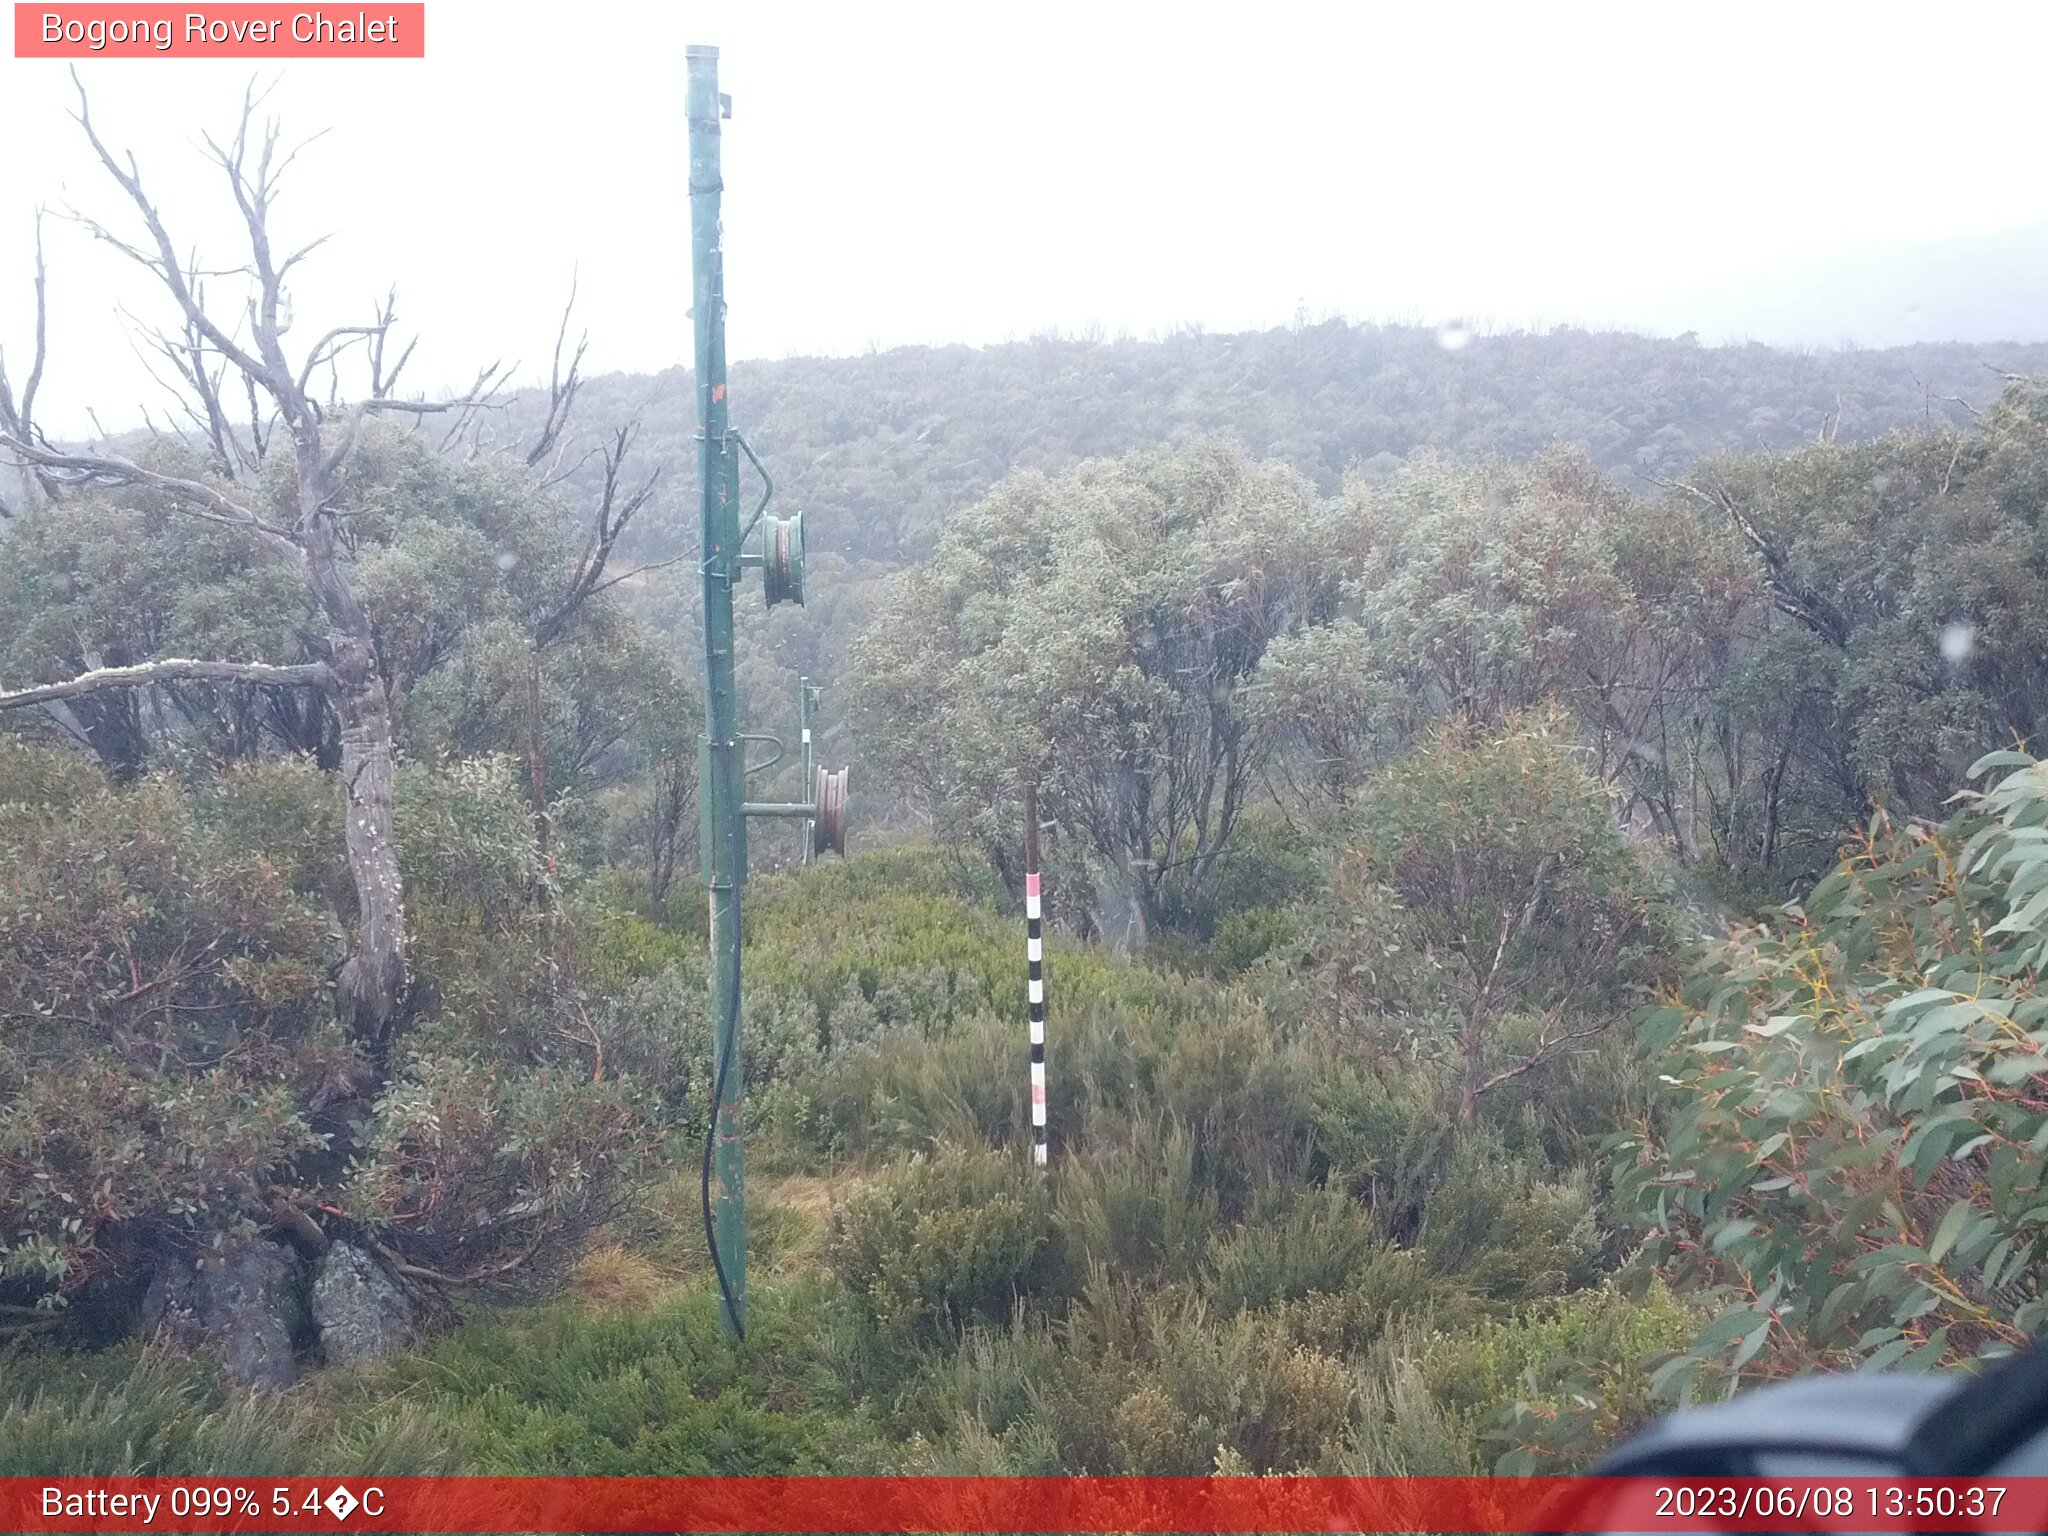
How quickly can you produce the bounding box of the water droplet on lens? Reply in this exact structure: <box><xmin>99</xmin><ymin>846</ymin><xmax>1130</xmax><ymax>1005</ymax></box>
<box><xmin>496</xmin><ymin>551</ymin><xmax>519</xmax><ymax>572</ymax></box>
<box><xmin>1436</xmin><ymin>320</ymin><xmax>1472</xmax><ymax>352</ymax></box>
<box><xmin>1941</xmin><ymin>621</ymin><xmax>1975</xmax><ymax>664</ymax></box>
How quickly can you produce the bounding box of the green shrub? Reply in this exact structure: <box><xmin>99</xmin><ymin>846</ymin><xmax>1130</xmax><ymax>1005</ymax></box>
<box><xmin>1616</xmin><ymin>752</ymin><xmax>2048</xmax><ymax>1387</ymax></box>
<box><xmin>1148</xmin><ymin>1308</ymin><xmax>1356</xmax><ymax>1473</ymax></box>
<box><xmin>1305</xmin><ymin>1055</ymin><xmax>1458</xmax><ymax>1235</ymax></box>
<box><xmin>1203</xmin><ymin>1185</ymin><xmax>1388</xmax><ymax>1312</ymax></box>
<box><xmin>790</xmin><ymin>1010</ymin><xmax>1024</xmax><ymax>1161</ymax></box>
<box><xmin>880</xmin><ymin>1318</ymin><xmax>1104</xmax><ymax>1477</ymax></box>
<box><xmin>341</xmin><ymin>1054</ymin><xmax>656</xmax><ymax>1294</ymax></box>
<box><xmin>198</xmin><ymin>756</ymin><xmax>350</xmax><ymax>910</ymax></box>
<box><xmin>1198</xmin><ymin>814</ymin><xmax>1322</xmax><ymax>924</ymax></box>
<box><xmin>1026</xmin><ymin>1295</ymin><xmax>1358</xmax><ymax>1474</ymax></box>
<box><xmin>0</xmin><ymin>736</ymin><xmax>110</xmax><ymax>813</ymax></box>
<box><xmin>0</xmin><ymin>1346</ymin><xmax>452</xmax><ymax>1475</ymax></box>
<box><xmin>570</xmin><ymin>900</ymin><xmax>699</xmax><ymax>994</ymax></box>
<box><xmin>1418</xmin><ymin>1135</ymin><xmax>1603</xmax><ymax>1305</ymax></box>
<box><xmin>827</xmin><ymin>1145</ymin><xmax>1057</xmax><ymax>1346</ymax></box>
<box><xmin>1335</xmin><ymin>1347</ymin><xmax>1483</xmax><ymax>1475</ymax></box>
<box><xmin>1269</xmin><ymin>1253</ymin><xmax>1446</xmax><ymax>1356</ymax></box>
<box><xmin>1052</xmin><ymin>1121</ymin><xmax>1216</xmax><ymax>1287</ymax></box>
<box><xmin>354</xmin><ymin>1279</ymin><xmax>885</xmax><ymax>1474</ymax></box>
<box><xmin>586</xmin><ymin>964</ymin><xmax>707</xmax><ymax>1128</ymax></box>
<box><xmin>1414</xmin><ymin>1280</ymin><xmax>1698</xmax><ymax>1472</ymax></box>
<box><xmin>0</xmin><ymin>772</ymin><xmax>338</xmax><ymax>1302</ymax></box>
<box><xmin>1210</xmin><ymin>905</ymin><xmax>1290</xmax><ymax>973</ymax></box>
<box><xmin>396</xmin><ymin>756</ymin><xmax>550</xmax><ymax>1026</ymax></box>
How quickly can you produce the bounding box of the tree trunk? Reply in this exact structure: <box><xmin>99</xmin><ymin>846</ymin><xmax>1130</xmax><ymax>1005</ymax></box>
<box><xmin>331</xmin><ymin>636</ymin><xmax>406</xmax><ymax>1042</ymax></box>
<box><xmin>304</xmin><ymin>503</ymin><xmax>407</xmax><ymax>1043</ymax></box>
<box><xmin>72</xmin><ymin>686</ymin><xmax>150</xmax><ymax>782</ymax></box>
<box><xmin>528</xmin><ymin>643</ymin><xmax>554</xmax><ymax>916</ymax></box>
<box><xmin>1458</xmin><ymin>1006</ymin><xmax>1485</xmax><ymax>1129</ymax></box>
<box><xmin>648</xmin><ymin>754</ymin><xmax>693</xmax><ymax>911</ymax></box>
<box><xmin>1760</xmin><ymin>731</ymin><xmax>1795</xmax><ymax>871</ymax></box>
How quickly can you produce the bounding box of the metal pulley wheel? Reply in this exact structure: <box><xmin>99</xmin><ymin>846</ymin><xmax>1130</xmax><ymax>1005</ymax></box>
<box><xmin>761</xmin><ymin>512</ymin><xmax>806</xmax><ymax>608</ymax></box>
<box><xmin>812</xmin><ymin>765</ymin><xmax>848</xmax><ymax>856</ymax></box>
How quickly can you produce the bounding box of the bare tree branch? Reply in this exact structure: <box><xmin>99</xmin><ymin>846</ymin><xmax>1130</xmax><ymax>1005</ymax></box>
<box><xmin>116</xmin><ymin>304</ymin><xmax>246</xmax><ymax>476</ymax></box>
<box><xmin>0</xmin><ymin>437</ymin><xmax>302</xmax><ymax>557</ymax></box>
<box><xmin>369</xmin><ymin>1231</ymin><xmax>549</xmax><ymax>1290</ymax></box>
<box><xmin>199</xmin><ymin>83</ymin><xmax>316</xmax><ymax>412</ymax></box>
<box><xmin>436</xmin><ymin>360</ymin><xmax>510</xmax><ymax>453</ymax></box>
<box><xmin>0</xmin><ymin>209</ymin><xmax>54</xmax><ymax>514</ymax></box>
<box><xmin>17</xmin><ymin>211</ymin><xmax>46</xmax><ymax>433</ymax></box>
<box><xmin>146</xmin><ymin>312</ymin><xmax>239</xmax><ymax>472</ymax></box>
<box><xmin>66</xmin><ymin>67</ymin><xmax>278</xmax><ymax>395</ymax></box>
<box><xmin>525</xmin><ymin>273</ymin><xmax>587</xmax><ymax>468</ymax></box>
<box><xmin>585</xmin><ymin>551</ymin><xmax>689</xmax><ymax>600</ymax></box>
<box><xmin>243</xmin><ymin>369</ymin><xmax>270</xmax><ymax>462</ymax></box>
<box><xmin>0</xmin><ymin>1315</ymin><xmax>65</xmax><ymax>1338</ymax></box>
<box><xmin>533</xmin><ymin>423</ymin><xmax>662</xmax><ymax>647</ymax></box>
<box><xmin>294</xmin><ymin>323</ymin><xmax>384</xmax><ymax>399</ymax></box>
<box><xmin>1663</xmin><ymin>472</ymin><xmax>1852</xmax><ymax>650</ymax></box>
<box><xmin>0</xmin><ymin>657</ymin><xmax>333</xmax><ymax>712</ymax></box>
<box><xmin>366</xmin><ymin>288</ymin><xmax>415</xmax><ymax>400</ymax></box>
<box><xmin>360</xmin><ymin>384</ymin><xmax>502</xmax><ymax>418</ymax></box>
<box><xmin>315</xmin><ymin>361</ymin><xmax>506</xmax><ymax>484</ymax></box>
<box><xmin>1940</xmin><ymin>433</ymin><xmax>1966</xmax><ymax>497</ymax></box>
<box><xmin>1475</xmin><ymin>1014</ymin><xmax>1614</xmax><ymax>1098</ymax></box>
<box><xmin>1471</xmin><ymin>851</ymin><xmax>1557</xmax><ymax>1025</ymax></box>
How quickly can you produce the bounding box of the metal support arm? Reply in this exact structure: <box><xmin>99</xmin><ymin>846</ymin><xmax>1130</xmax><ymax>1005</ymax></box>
<box><xmin>732</xmin><ymin>431</ymin><xmax>774</xmax><ymax>547</ymax></box>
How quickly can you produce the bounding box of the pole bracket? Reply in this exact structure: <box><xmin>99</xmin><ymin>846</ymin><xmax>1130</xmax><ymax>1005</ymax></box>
<box><xmin>732</xmin><ymin>431</ymin><xmax>774</xmax><ymax>546</ymax></box>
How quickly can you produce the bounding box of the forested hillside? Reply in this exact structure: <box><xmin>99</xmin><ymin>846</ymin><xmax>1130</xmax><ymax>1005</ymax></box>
<box><xmin>564</xmin><ymin>323</ymin><xmax>2048</xmax><ymax>568</ymax></box>
<box><xmin>508</xmin><ymin>323</ymin><xmax>2048</xmax><ymax>824</ymax></box>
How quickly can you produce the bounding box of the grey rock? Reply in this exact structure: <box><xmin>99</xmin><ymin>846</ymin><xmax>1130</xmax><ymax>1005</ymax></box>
<box><xmin>143</xmin><ymin>1234</ymin><xmax>299</xmax><ymax>1390</ymax></box>
<box><xmin>311</xmin><ymin>1241</ymin><xmax>413</xmax><ymax>1366</ymax></box>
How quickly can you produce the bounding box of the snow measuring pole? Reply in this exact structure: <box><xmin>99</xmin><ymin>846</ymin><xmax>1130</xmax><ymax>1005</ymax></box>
<box><xmin>688</xmin><ymin>44</ymin><xmax>849</xmax><ymax>1339</ymax></box>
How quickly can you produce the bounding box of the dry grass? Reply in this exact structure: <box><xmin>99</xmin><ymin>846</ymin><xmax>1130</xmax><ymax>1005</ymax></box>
<box><xmin>755</xmin><ymin>1175</ymin><xmax>843</xmax><ymax>1275</ymax></box>
<box><xmin>569</xmin><ymin>1168</ymin><xmax>881</xmax><ymax>1314</ymax></box>
<box><xmin>570</xmin><ymin>1242</ymin><xmax>673</xmax><ymax>1314</ymax></box>
<box><xmin>756</xmin><ymin>1172</ymin><xmax>877</xmax><ymax>1275</ymax></box>
<box><xmin>764</xmin><ymin>1174</ymin><xmax>843</xmax><ymax>1224</ymax></box>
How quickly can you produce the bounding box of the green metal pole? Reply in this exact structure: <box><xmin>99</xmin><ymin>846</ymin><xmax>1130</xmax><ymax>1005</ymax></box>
<box><xmin>688</xmin><ymin>42</ymin><xmax>746</xmax><ymax>1339</ymax></box>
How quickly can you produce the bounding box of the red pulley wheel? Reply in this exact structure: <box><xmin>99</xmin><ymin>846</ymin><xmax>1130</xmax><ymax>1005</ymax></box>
<box><xmin>812</xmin><ymin>765</ymin><xmax>848</xmax><ymax>857</ymax></box>
<box><xmin>761</xmin><ymin>513</ymin><xmax>806</xmax><ymax>608</ymax></box>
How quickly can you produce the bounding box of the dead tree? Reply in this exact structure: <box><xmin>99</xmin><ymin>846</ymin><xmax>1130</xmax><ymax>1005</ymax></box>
<box><xmin>0</xmin><ymin>79</ymin><xmax>498</xmax><ymax>1044</ymax></box>
<box><xmin>0</xmin><ymin>210</ymin><xmax>52</xmax><ymax>518</ymax></box>
<box><xmin>524</xmin><ymin>421</ymin><xmax>667</xmax><ymax>918</ymax></box>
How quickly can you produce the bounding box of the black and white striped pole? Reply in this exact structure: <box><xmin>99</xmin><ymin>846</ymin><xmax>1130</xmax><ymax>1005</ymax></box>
<box><xmin>1025</xmin><ymin>784</ymin><xmax>1047</xmax><ymax>1167</ymax></box>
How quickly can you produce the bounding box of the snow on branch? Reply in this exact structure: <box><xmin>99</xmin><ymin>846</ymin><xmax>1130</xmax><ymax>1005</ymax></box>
<box><xmin>0</xmin><ymin>657</ymin><xmax>333</xmax><ymax>712</ymax></box>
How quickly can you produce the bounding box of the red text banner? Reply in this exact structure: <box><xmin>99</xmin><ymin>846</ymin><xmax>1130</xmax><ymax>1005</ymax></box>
<box><xmin>14</xmin><ymin>5</ymin><xmax>425</xmax><ymax>58</ymax></box>
<box><xmin>6</xmin><ymin>1476</ymin><xmax>2048</xmax><ymax>1533</ymax></box>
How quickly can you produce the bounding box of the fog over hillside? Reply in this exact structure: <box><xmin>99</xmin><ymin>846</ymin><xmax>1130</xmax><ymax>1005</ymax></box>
<box><xmin>1624</xmin><ymin>223</ymin><xmax>2048</xmax><ymax>348</ymax></box>
<box><xmin>517</xmin><ymin>319</ymin><xmax>2048</xmax><ymax>571</ymax></box>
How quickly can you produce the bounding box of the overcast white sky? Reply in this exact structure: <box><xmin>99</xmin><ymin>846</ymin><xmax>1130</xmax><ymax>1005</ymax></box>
<box><xmin>4</xmin><ymin>0</ymin><xmax>2047</xmax><ymax>432</ymax></box>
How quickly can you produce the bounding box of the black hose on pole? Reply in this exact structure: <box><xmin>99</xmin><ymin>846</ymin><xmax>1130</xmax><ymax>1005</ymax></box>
<box><xmin>700</xmin><ymin>910</ymin><xmax>745</xmax><ymax>1339</ymax></box>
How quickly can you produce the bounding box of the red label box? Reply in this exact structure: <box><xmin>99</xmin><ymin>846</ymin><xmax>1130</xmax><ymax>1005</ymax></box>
<box><xmin>14</xmin><ymin>4</ymin><xmax>425</xmax><ymax>57</ymax></box>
